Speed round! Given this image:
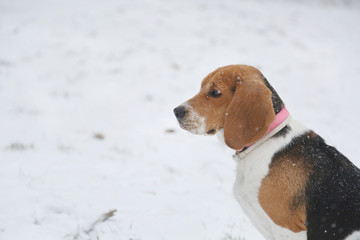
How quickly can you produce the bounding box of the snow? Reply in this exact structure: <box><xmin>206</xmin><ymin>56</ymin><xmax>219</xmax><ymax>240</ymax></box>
<box><xmin>0</xmin><ymin>0</ymin><xmax>360</xmax><ymax>239</ymax></box>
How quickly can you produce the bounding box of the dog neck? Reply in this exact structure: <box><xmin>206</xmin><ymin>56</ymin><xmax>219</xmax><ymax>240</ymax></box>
<box><xmin>235</xmin><ymin>107</ymin><xmax>291</xmax><ymax>158</ymax></box>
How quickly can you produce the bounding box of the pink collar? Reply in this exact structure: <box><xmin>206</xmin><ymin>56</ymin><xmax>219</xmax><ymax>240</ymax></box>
<box><xmin>236</xmin><ymin>107</ymin><xmax>290</xmax><ymax>155</ymax></box>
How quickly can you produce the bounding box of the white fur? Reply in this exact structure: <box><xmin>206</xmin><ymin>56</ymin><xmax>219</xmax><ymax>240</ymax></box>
<box><xmin>232</xmin><ymin>119</ymin><xmax>308</xmax><ymax>240</ymax></box>
<box><xmin>345</xmin><ymin>231</ymin><xmax>360</xmax><ymax>240</ymax></box>
<box><xmin>216</xmin><ymin>128</ymin><xmax>225</xmax><ymax>144</ymax></box>
<box><xmin>178</xmin><ymin>102</ymin><xmax>207</xmax><ymax>135</ymax></box>
<box><xmin>184</xmin><ymin>107</ymin><xmax>357</xmax><ymax>240</ymax></box>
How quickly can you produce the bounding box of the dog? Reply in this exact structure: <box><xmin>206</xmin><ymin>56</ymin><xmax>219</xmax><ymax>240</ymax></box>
<box><xmin>173</xmin><ymin>65</ymin><xmax>360</xmax><ymax>240</ymax></box>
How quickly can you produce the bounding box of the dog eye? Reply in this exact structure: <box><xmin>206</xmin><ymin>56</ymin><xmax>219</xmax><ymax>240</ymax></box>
<box><xmin>209</xmin><ymin>89</ymin><xmax>222</xmax><ymax>98</ymax></box>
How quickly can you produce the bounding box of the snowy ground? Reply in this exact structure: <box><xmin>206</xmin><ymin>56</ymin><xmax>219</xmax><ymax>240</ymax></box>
<box><xmin>1</xmin><ymin>0</ymin><xmax>360</xmax><ymax>239</ymax></box>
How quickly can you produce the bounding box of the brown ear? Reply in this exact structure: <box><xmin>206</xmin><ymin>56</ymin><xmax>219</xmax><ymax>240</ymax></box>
<box><xmin>224</xmin><ymin>80</ymin><xmax>275</xmax><ymax>150</ymax></box>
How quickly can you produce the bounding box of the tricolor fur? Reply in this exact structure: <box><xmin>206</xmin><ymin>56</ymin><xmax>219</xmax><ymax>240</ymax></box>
<box><xmin>174</xmin><ymin>65</ymin><xmax>360</xmax><ymax>240</ymax></box>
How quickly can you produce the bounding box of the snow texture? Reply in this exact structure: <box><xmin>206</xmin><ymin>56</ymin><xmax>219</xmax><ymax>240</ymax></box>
<box><xmin>0</xmin><ymin>0</ymin><xmax>360</xmax><ymax>239</ymax></box>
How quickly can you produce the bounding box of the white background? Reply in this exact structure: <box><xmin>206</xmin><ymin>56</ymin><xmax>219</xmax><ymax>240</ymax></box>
<box><xmin>1</xmin><ymin>0</ymin><xmax>360</xmax><ymax>239</ymax></box>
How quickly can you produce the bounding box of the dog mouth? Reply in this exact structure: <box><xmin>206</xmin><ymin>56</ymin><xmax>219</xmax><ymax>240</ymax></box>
<box><xmin>178</xmin><ymin>121</ymin><xmax>196</xmax><ymax>131</ymax></box>
<box><xmin>177</xmin><ymin>118</ymin><xmax>217</xmax><ymax>136</ymax></box>
<box><xmin>207</xmin><ymin>129</ymin><xmax>217</xmax><ymax>135</ymax></box>
<box><xmin>176</xmin><ymin>119</ymin><xmax>207</xmax><ymax>135</ymax></box>
<box><xmin>177</xmin><ymin>121</ymin><xmax>187</xmax><ymax>130</ymax></box>
<box><xmin>174</xmin><ymin>105</ymin><xmax>207</xmax><ymax>135</ymax></box>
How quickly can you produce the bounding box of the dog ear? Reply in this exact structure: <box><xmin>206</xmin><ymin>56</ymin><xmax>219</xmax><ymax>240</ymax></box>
<box><xmin>224</xmin><ymin>80</ymin><xmax>275</xmax><ymax>150</ymax></box>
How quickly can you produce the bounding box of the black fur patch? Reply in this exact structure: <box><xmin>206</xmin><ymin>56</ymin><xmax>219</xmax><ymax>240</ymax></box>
<box><xmin>262</xmin><ymin>76</ymin><xmax>285</xmax><ymax>115</ymax></box>
<box><xmin>279</xmin><ymin>131</ymin><xmax>360</xmax><ymax>240</ymax></box>
<box><xmin>273</xmin><ymin>125</ymin><xmax>291</xmax><ymax>138</ymax></box>
<box><xmin>261</xmin><ymin>75</ymin><xmax>289</xmax><ymax>139</ymax></box>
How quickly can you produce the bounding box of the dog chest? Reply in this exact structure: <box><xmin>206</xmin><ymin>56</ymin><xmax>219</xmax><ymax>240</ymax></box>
<box><xmin>233</xmin><ymin>150</ymin><xmax>276</xmax><ymax>239</ymax></box>
<box><xmin>233</xmin><ymin>154</ymin><xmax>307</xmax><ymax>240</ymax></box>
<box><xmin>232</xmin><ymin>121</ymin><xmax>308</xmax><ymax>240</ymax></box>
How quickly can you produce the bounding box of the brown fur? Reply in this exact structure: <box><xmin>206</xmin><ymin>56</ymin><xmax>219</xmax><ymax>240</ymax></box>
<box><xmin>182</xmin><ymin>65</ymin><xmax>312</xmax><ymax>233</ymax></box>
<box><xmin>223</xmin><ymin>80</ymin><xmax>275</xmax><ymax>150</ymax></box>
<box><xmin>187</xmin><ymin>65</ymin><xmax>275</xmax><ymax>150</ymax></box>
<box><xmin>258</xmin><ymin>141</ymin><xmax>313</xmax><ymax>232</ymax></box>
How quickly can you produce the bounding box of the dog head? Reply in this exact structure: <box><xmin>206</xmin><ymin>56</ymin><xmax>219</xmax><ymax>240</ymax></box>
<box><xmin>174</xmin><ymin>65</ymin><xmax>281</xmax><ymax>150</ymax></box>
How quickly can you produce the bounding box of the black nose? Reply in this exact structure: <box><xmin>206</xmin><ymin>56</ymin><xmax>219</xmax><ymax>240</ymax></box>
<box><xmin>173</xmin><ymin>106</ymin><xmax>187</xmax><ymax>120</ymax></box>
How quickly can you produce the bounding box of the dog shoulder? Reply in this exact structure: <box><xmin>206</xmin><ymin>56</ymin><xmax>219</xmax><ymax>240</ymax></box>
<box><xmin>258</xmin><ymin>126</ymin><xmax>360</xmax><ymax>239</ymax></box>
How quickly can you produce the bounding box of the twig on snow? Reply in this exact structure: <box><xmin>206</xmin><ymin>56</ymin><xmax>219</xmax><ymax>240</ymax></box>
<box><xmin>84</xmin><ymin>209</ymin><xmax>117</xmax><ymax>234</ymax></box>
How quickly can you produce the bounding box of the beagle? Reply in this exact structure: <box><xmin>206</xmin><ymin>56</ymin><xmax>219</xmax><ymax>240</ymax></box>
<box><xmin>174</xmin><ymin>65</ymin><xmax>360</xmax><ymax>240</ymax></box>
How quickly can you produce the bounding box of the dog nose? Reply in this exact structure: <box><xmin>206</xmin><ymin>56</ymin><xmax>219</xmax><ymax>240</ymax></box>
<box><xmin>173</xmin><ymin>106</ymin><xmax>187</xmax><ymax>120</ymax></box>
